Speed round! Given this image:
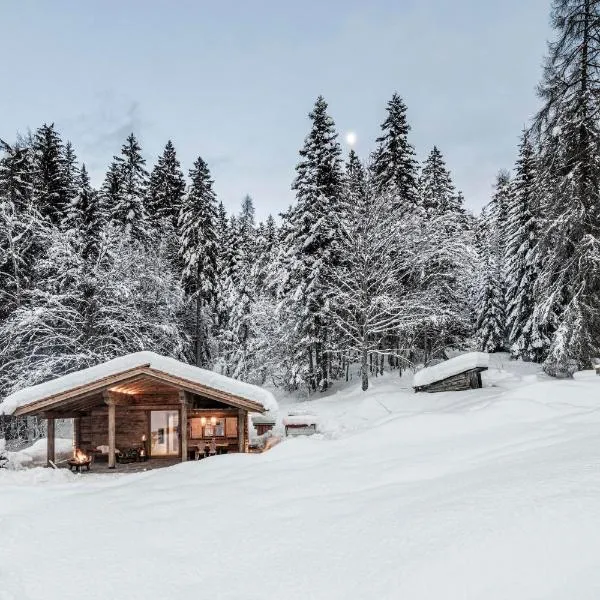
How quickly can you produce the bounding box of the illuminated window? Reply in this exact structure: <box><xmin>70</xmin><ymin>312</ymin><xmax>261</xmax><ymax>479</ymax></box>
<box><xmin>190</xmin><ymin>417</ymin><xmax>238</xmax><ymax>438</ymax></box>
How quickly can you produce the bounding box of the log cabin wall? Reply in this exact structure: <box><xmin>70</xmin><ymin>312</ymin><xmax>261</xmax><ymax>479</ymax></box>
<box><xmin>79</xmin><ymin>393</ymin><xmax>248</xmax><ymax>455</ymax></box>
<box><xmin>80</xmin><ymin>407</ymin><xmax>149</xmax><ymax>450</ymax></box>
<box><xmin>79</xmin><ymin>392</ymin><xmax>180</xmax><ymax>451</ymax></box>
<box><xmin>415</xmin><ymin>369</ymin><xmax>484</xmax><ymax>393</ymax></box>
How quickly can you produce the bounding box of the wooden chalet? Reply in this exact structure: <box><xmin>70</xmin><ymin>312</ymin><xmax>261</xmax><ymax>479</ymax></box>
<box><xmin>1</xmin><ymin>352</ymin><xmax>274</xmax><ymax>469</ymax></box>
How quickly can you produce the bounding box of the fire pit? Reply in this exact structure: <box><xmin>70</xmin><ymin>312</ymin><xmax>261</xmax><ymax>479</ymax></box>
<box><xmin>68</xmin><ymin>448</ymin><xmax>92</xmax><ymax>473</ymax></box>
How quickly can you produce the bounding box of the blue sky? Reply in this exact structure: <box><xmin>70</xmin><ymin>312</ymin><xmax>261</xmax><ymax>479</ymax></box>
<box><xmin>0</xmin><ymin>0</ymin><xmax>551</xmax><ymax>220</ymax></box>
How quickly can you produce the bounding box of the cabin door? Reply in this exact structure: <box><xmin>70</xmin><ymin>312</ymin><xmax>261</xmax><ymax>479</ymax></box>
<box><xmin>150</xmin><ymin>410</ymin><xmax>180</xmax><ymax>456</ymax></box>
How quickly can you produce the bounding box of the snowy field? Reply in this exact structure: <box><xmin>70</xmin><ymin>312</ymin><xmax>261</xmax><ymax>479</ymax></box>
<box><xmin>3</xmin><ymin>354</ymin><xmax>600</xmax><ymax>599</ymax></box>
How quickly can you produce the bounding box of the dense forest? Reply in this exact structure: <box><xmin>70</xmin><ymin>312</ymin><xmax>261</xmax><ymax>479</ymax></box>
<box><xmin>1</xmin><ymin>0</ymin><xmax>600</xmax><ymax>428</ymax></box>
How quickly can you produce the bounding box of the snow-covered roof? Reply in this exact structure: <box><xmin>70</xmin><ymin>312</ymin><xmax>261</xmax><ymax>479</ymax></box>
<box><xmin>413</xmin><ymin>352</ymin><xmax>489</xmax><ymax>388</ymax></box>
<box><xmin>252</xmin><ymin>414</ymin><xmax>277</xmax><ymax>425</ymax></box>
<box><xmin>283</xmin><ymin>414</ymin><xmax>319</xmax><ymax>426</ymax></box>
<box><xmin>0</xmin><ymin>351</ymin><xmax>278</xmax><ymax>416</ymax></box>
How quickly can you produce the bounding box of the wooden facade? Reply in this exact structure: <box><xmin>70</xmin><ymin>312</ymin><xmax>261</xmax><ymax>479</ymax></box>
<box><xmin>413</xmin><ymin>367</ymin><xmax>487</xmax><ymax>393</ymax></box>
<box><xmin>13</xmin><ymin>364</ymin><xmax>264</xmax><ymax>468</ymax></box>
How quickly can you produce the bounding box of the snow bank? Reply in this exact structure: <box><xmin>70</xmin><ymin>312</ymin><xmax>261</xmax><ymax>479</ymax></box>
<box><xmin>0</xmin><ymin>351</ymin><xmax>278</xmax><ymax>415</ymax></box>
<box><xmin>8</xmin><ymin>438</ymin><xmax>73</xmax><ymax>469</ymax></box>
<box><xmin>5</xmin><ymin>357</ymin><xmax>600</xmax><ymax>599</ymax></box>
<box><xmin>413</xmin><ymin>352</ymin><xmax>489</xmax><ymax>387</ymax></box>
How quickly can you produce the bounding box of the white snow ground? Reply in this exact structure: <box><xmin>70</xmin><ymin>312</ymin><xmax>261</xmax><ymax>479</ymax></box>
<box><xmin>2</xmin><ymin>354</ymin><xmax>600</xmax><ymax>600</ymax></box>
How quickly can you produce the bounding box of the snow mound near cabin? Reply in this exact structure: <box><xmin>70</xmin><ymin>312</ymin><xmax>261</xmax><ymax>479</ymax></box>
<box><xmin>7</xmin><ymin>438</ymin><xmax>74</xmax><ymax>469</ymax></box>
<box><xmin>413</xmin><ymin>352</ymin><xmax>489</xmax><ymax>387</ymax></box>
<box><xmin>0</xmin><ymin>351</ymin><xmax>277</xmax><ymax>415</ymax></box>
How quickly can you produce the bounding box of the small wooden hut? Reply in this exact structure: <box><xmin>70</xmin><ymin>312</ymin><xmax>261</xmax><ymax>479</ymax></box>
<box><xmin>413</xmin><ymin>352</ymin><xmax>489</xmax><ymax>393</ymax></box>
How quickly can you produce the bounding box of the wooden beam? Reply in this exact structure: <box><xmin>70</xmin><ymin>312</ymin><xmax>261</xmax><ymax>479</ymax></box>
<box><xmin>142</xmin><ymin>367</ymin><xmax>265</xmax><ymax>413</ymax></box>
<box><xmin>47</xmin><ymin>417</ymin><xmax>55</xmax><ymax>467</ymax></box>
<box><xmin>238</xmin><ymin>409</ymin><xmax>246</xmax><ymax>453</ymax></box>
<box><xmin>74</xmin><ymin>416</ymin><xmax>81</xmax><ymax>449</ymax></box>
<box><xmin>102</xmin><ymin>390</ymin><xmax>134</xmax><ymax>406</ymax></box>
<box><xmin>41</xmin><ymin>411</ymin><xmax>89</xmax><ymax>420</ymax></box>
<box><xmin>179</xmin><ymin>391</ymin><xmax>189</xmax><ymax>462</ymax></box>
<box><xmin>107</xmin><ymin>398</ymin><xmax>116</xmax><ymax>469</ymax></box>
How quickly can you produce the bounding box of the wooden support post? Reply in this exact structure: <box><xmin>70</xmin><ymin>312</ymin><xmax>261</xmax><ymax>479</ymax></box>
<box><xmin>74</xmin><ymin>416</ymin><xmax>81</xmax><ymax>450</ymax></box>
<box><xmin>47</xmin><ymin>417</ymin><xmax>55</xmax><ymax>467</ymax></box>
<box><xmin>238</xmin><ymin>409</ymin><xmax>246</xmax><ymax>453</ymax></box>
<box><xmin>179</xmin><ymin>391</ymin><xmax>189</xmax><ymax>462</ymax></box>
<box><xmin>103</xmin><ymin>393</ymin><xmax>117</xmax><ymax>469</ymax></box>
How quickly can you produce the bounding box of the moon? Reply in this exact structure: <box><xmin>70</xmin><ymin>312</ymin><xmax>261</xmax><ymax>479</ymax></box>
<box><xmin>345</xmin><ymin>131</ymin><xmax>357</xmax><ymax>146</ymax></box>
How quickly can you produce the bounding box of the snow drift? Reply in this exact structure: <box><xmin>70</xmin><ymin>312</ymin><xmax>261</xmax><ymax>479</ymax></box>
<box><xmin>2</xmin><ymin>355</ymin><xmax>600</xmax><ymax>599</ymax></box>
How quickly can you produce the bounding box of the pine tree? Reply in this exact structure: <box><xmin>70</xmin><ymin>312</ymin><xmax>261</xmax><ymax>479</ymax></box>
<box><xmin>65</xmin><ymin>165</ymin><xmax>103</xmax><ymax>261</ymax></box>
<box><xmin>264</xmin><ymin>214</ymin><xmax>277</xmax><ymax>246</ymax></box>
<box><xmin>239</xmin><ymin>194</ymin><xmax>257</xmax><ymax>264</ymax></box>
<box><xmin>281</xmin><ymin>95</ymin><xmax>344</xmax><ymax>390</ymax></box>
<box><xmin>100</xmin><ymin>160</ymin><xmax>123</xmax><ymax>219</ymax></box>
<box><xmin>371</xmin><ymin>93</ymin><xmax>420</xmax><ymax>213</ymax></box>
<box><xmin>475</xmin><ymin>173</ymin><xmax>511</xmax><ymax>353</ymax></box>
<box><xmin>532</xmin><ymin>0</ymin><xmax>600</xmax><ymax>375</ymax></box>
<box><xmin>61</xmin><ymin>141</ymin><xmax>80</xmax><ymax>221</ymax></box>
<box><xmin>178</xmin><ymin>156</ymin><xmax>219</xmax><ymax>366</ymax></box>
<box><xmin>506</xmin><ymin>132</ymin><xmax>546</xmax><ymax>361</ymax></box>
<box><xmin>419</xmin><ymin>146</ymin><xmax>464</xmax><ymax>219</ymax></box>
<box><xmin>219</xmin><ymin>215</ymin><xmax>254</xmax><ymax>379</ymax></box>
<box><xmin>418</xmin><ymin>147</ymin><xmax>474</xmax><ymax>356</ymax></box>
<box><xmin>346</xmin><ymin>149</ymin><xmax>368</xmax><ymax>202</ymax></box>
<box><xmin>476</xmin><ymin>208</ymin><xmax>507</xmax><ymax>353</ymax></box>
<box><xmin>0</xmin><ymin>139</ymin><xmax>41</xmax><ymax>319</ymax></box>
<box><xmin>112</xmin><ymin>133</ymin><xmax>149</xmax><ymax>242</ymax></box>
<box><xmin>253</xmin><ymin>214</ymin><xmax>278</xmax><ymax>295</ymax></box>
<box><xmin>489</xmin><ymin>170</ymin><xmax>511</xmax><ymax>277</ymax></box>
<box><xmin>216</xmin><ymin>201</ymin><xmax>228</xmax><ymax>242</ymax></box>
<box><xmin>32</xmin><ymin>123</ymin><xmax>65</xmax><ymax>223</ymax></box>
<box><xmin>0</xmin><ymin>138</ymin><xmax>33</xmax><ymax>210</ymax></box>
<box><xmin>146</xmin><ymin>140</ymin><xmax>186</xmax><ymax>229</ymax></box>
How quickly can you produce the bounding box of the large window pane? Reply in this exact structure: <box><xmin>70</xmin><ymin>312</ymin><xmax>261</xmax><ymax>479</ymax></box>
<box><xmin>150</xmin><ymin>411</ymin><xmax>179</xmax><ymax>456</ymax></box>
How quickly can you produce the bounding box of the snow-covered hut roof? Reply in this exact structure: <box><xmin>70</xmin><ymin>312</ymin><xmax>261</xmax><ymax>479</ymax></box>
<box><xmin>252</xmin><ymin>413</ymin><xmax>277</xmax><ymax>425</ymax></box>
<box><xmin>282</xmin><ymin>414</ymin><xmax>319</xmax><ymax>426</ymax></box>
<box><xmin>413</xmin><ymin>352</ymin><xmax>489</xmax><ymax>388</ymax></box>
<box><xmin>0</xmin><ymin>351</ymin><xmax>278</xmax><ymax>416</ymax></box>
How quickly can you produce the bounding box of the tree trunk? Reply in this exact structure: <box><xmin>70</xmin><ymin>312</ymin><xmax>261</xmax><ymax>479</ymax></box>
<box><xmin>321</xmin><ymin>329</ymin><xmax>329</xmax><ymax>390</ymax></box>
<box><xmin>307</xmin><ymin>346</ymin><xmax>316</xmax><ymax>391</ymax></box>
<box><xmin>361</xmin><ymin>346</ymin><xmax>368</xmax><ymax>391</ymax></box>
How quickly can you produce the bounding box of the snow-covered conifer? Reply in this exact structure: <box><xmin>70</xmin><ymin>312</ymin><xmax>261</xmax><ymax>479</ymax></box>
<box><xmin>146</xmin><ymin>140</ymin><xmax>186</xmax><ymax>229</ymax></box>
<box><xmin>505</xmin><ymin>132</ymin><xmax>546</xmax><ymax>361</ymax></box>
<box><xmin>532</xmin><ymin>0</ymin><xmax>600</xmax><ymax>375</ymax></box>
<box><xmin>371</xmin><ymin>93</ymin><xmax>420</xmax><ymax>214</ymax></box>
<box><xmin>178</xmin><ymin>155</ymin><xmax>219</xmax><ymax>366</ymax></box>
<box><xmin>112</xmin><ymin>133</ymin><xmax>149</xmax><ymax>242</ymax></box>
<box><xmin>32</xmin><ymin>123</ymin><xmax>65</xmax><ymax>223</ymax></box>
<box><xmin>281</xmin><ymin>95</ymin><xmax>344</xmax><ymax>390</ymax></box>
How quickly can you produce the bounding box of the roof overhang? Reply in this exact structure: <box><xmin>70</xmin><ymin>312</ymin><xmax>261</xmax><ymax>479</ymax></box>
<box><xmin>13</xmin><ymin>365</ymin><xmax>266</xmax><ymax>417</ymax></box>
